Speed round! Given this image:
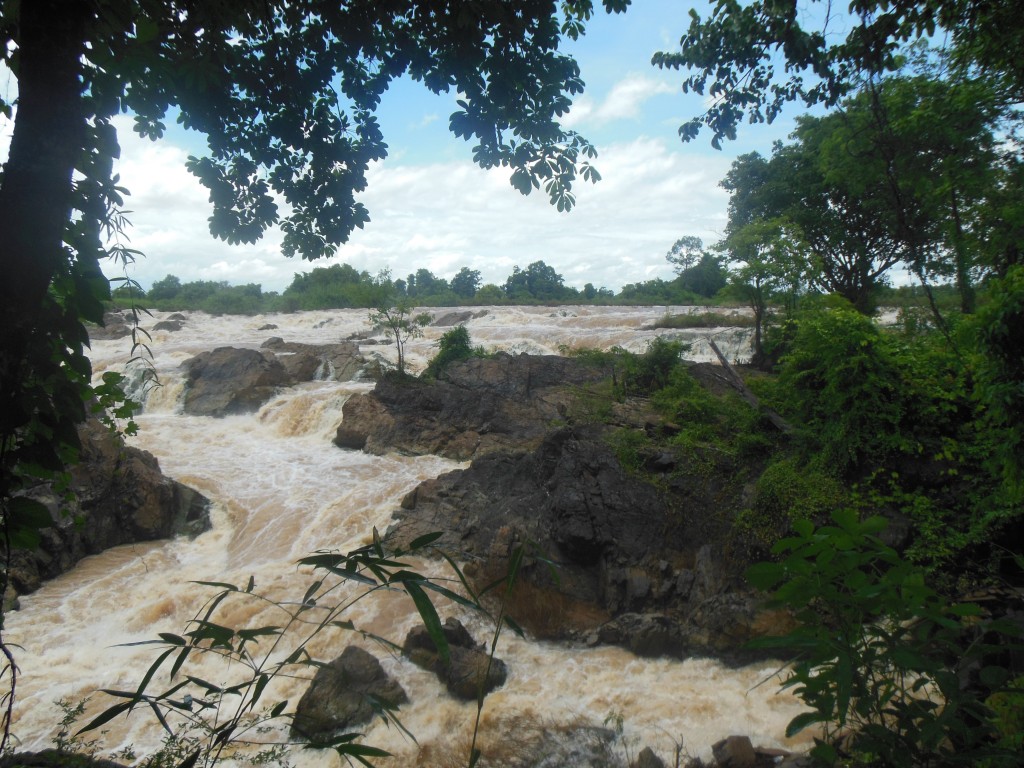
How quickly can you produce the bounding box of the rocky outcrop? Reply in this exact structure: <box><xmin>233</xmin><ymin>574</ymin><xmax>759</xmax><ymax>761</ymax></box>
<box><xmin>335</xmin><ymin>353</ymin><xmax>608</xmax><ymax>460</ymax></box>
<box><xmin>181</xmin><ymin>343</ymin><xmax>366</xmax><ymax>417</ymax></box>
<box><xmin>431</xmin><ymin>309</ymin><xmax>488</xmax><ymax>327</ymax></box>
<box><xmin>260</xmin><ymin>338</ymin><xmax>364</xmax><ymax>382</ymax></box>
<box><xmin>7</xmin><ymin>417</ymin><xmax>210</xmax><ymax>601</ymax></box>
<box><xmin>403</xmin><ymin>618</ymin><xmax>508</xmax><ymax>701</ymax></box>
<box><xmin>85</xmin><ymin>310</ymin><xmax>134</xmax><ymax>341</ymax></box>
<box><xmin>290</xmin><ymin>646</ymin><xmax>408</xmax><ymax>742</ymax></box>
<box><xmin>387</xmin><ymin>425</ymin><xmax>788</xmax><ymax>661</ymax></box>
<box><xmin>181</xmin><ymin>347</ymin><xmax>291</xmax><ymax>416</ymax></box>
<box><xmin>152</xmin><ymin>319</ymin><xmax>184</xmax><ymax>332</ymax></box>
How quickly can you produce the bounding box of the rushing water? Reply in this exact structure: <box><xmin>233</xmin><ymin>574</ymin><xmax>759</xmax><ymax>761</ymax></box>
<box><xmin>7</xmin><ymin>306</ymin><xmax>809</xmax><ymax>765</ymax></box>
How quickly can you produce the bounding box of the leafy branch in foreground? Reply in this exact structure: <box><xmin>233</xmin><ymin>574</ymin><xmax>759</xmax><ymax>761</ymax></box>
<box><xmin>80</xmin><ymin>530</ymin><xmax>482</xmax><ymax>768</ymax></box>
<box><xmin>747</xmin><ymin>510</ymin><xmax>1023</xmax><ymax>767</ymax></box>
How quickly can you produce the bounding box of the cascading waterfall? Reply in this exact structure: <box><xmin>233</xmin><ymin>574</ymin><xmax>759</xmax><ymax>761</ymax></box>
<box><xmin>6</xmin><ymin>306</ymin><xmax>810</xmax><ymax>765</ymax></box>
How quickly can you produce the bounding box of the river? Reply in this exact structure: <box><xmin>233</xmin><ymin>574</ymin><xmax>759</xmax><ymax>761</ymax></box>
<box><xmin>7</xmin><ymin>305</ymin><xmax>809</xmax><ymax>766</ymax></box>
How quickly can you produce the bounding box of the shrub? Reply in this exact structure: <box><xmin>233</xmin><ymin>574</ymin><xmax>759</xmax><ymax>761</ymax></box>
<box><xmin>734</xmin><ymin>458</ymin><xmax>847</xmax><ymax>556</ymax></box>
<box><xmin>423</xmin><ymin>324</ymin><xmax>475</xmax><ymax>378</ymax></box>
<box><xmin>778</xmin><ymin>306</ymin><xmax>907</xmax><ymax>476</ymax></box>
<box><xmin>748</xmin><ymin>510</ymin><xmax>1022</xmax><ymax>767</ymax></box>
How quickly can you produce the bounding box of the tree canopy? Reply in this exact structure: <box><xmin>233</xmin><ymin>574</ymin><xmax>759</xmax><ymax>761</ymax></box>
<box><xmin>0</xmin><ymin>0</ymin><xmax>627</xmax><ymax>507</ymax></box>
<box><xmin>653</xmin><ymin>0</ymin><xmax>1024</xmax><ymax>147</ymax></box>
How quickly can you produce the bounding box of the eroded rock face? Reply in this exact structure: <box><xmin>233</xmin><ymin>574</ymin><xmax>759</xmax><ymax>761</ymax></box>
<box><xmin>291</xmin><ymin>646</ymin><xmax>408</xmax><ymax>742</ymax></box>
<box><xmin>7</xmin><ymin>417</ymin><xmax>210</xmax><ymax>601</ymax></box>
<box><xmin>335</xmin><ymin>353</ymin><xmax>607</xmax><ymax>460</ymax></box>
<box><xmin>387</xmin><ymin>424</ymin><xmax>786</xmax><ymax>661</ymax></box>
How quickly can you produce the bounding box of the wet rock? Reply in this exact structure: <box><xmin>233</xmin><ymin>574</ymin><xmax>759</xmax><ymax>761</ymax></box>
<box><xmin>527</xmin><ymin>725</ymin><xmax>618</xmax><ymax>768</ymax></box>
<box><xmin>291</xmin><ymin>646</ymin><xmax>407</xmax><ymax>742</ymax></box>
<box><xmin>86</xmin><ymin>310</ymin><xmax>134</xmax><ymax>340</ymax></box>
<box><xmin>597</xmin><ymin>613</ymin><xmax>686</xmax><ymax>658</ymax></box>
<box><xmin>181</xmin><ymin>347</ymin><xmax>290</xmax><ymax>416</ymax></box>
<box><xmin>712</xmin><ymin>736</ymin><xmax>756</xmax><ymax>768</ymax></box>
<box><xmin>403</xmin><ymin>618</ymin><xmax>507</xmax><ymax>701</ymax></box>
<box><xmin>635</xmin><ymin>746</ymin><xmax>666</xmax><ymax>768</ymax></box>
<box><xmin>432</xmin><ymin>310</ymin><xmax>488</xmax><ymax>327</ymax></box>
<box><xmin>7</xmin><ymin>417</ymin><xmax>210</xmax><ymax>599</ymax></box>
<box><xmin>152</xmin><ymin>320</ymin><xmax>183</xmax><ymax>332</ymax></box>
<box><xmin>166</xmin><ymin>313</ymin><xmax>187</xmax><ymax>321</ymax></box>
<box><xmin>257</xmin><ymin>323</ymin><xmax>278</xmax><ymax>331</ymax></box>
<box><xmin>259</xmin><ymin>338</ymin><xmax>364</xmax><ymax>382</ymax></box>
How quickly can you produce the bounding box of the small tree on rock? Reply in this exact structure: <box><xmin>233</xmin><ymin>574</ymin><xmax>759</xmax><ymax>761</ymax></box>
<box><xmin>369</xmin><ymin>301</ymin><xmax>433</xmax><ymax>377</ymax></box>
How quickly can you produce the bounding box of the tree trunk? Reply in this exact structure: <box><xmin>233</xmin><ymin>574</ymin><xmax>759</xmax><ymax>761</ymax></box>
<box><xmin>0</xmin><ymin>0</ymin><xmax>91</xmax><ymax>315</ymax></box>
<box><xmin>949</xmin><ymin>188</ymin><xmax>976</xmax><ymax>314</ymax></box>
<box><xmin>0</xmin><ymin>0</ymin><xmax>92</xmax><ymax>469</ymax></box>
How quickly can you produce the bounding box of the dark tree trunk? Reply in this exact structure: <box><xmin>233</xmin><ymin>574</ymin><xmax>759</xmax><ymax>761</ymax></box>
<box><xmin>0</xmin><ymin>0</ymin><xmax>92</xmax><ymax>473</ymax></box>
<box><xmin>949</xmin><ymin>188</ymin><xmax>976</xmax><ymax>315</ymax></box>
<box><xmin>0</xmin><ymin>0</ymin><xmax>91</xmax><ymax>315</ymax></box>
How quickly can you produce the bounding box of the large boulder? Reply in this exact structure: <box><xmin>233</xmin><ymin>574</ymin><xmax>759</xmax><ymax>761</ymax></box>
<box><xmin>403</xmin><ymin>618</ymin><xmax>508</xmax><ymax>701</ymax></box>
<box><xmin>290</xmin><ymin>646</ymin><xmax>408</xmax><ymax>742</ymax></box>
<box><xmin>7</xmin><ymin>417</ymin><xmax>210</xmax><ymax>601</ymax></box>
<box><xmin>85</xmin><ymin>310</ymin><xmax>134</xmax><ymax>341</ymax></box>
<box><xmin>259</xmin><ymin>338</ymin><xmax>364</xmax><ymax>382</ymax></box>
<box><xmin>181</xmin><ymin>347</ymin><xmax>291</xmax><ymax>416</ymax></box>
<box><xmin>335</xmin><ymin>353</ymin><xmax>607</xmax><ymax>460</ymax></box>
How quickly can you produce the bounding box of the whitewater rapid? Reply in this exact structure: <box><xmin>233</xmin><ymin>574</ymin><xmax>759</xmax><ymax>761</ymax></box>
<box><xmin>6</xmin><ymin>306</ymin><xmax>809</xmax><ymax>766</ymax></box>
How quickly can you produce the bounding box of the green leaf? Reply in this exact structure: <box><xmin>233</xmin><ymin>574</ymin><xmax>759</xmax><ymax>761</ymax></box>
<box><xmin>77</xmin><ymin>700</ymin><xmax>133</xmax><ymax>734</ymax></box>
<box><xmin>785</xmin><ymin>711</ymin><xmax>822</xmax><ymax>737</ymax></box>
<box><xmin>191</xmin><ymin>580</ymin><xmax>239</xmax><ymax>592</ymax></box>
<box><xmin>270</xmin><ymin>700</ymin><xmax>289</xmax><ymax>717</ymax></box>
<box><xmin>403</xmin><ymin>580</ymin><xmax>449</xmax><ymax>666</ymax></box>
<box><xmin>408</xmin><ymin>531</ymin><xmax>444</xmax><ymax>550</ymax></box>
<box><xmin>745</xmin><ymin>561</ymin><xmax>785</xmax><ymax>591</ymax></box>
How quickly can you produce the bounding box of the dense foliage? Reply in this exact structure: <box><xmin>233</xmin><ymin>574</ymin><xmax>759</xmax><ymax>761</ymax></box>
<box><xmin>4</xmin><ymin>0</ymin><xmax>1024</xmax><ymax>764</ymax></box>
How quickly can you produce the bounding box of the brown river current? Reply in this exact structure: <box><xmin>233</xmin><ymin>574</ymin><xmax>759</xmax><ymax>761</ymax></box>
<box><xmin>7</xmin><ymin>305</ymin><xmax>810</xmax><ymax>765</ymax></box>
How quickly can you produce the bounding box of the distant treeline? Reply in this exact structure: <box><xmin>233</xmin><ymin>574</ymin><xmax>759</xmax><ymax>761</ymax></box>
<box><xmin>115</xmin><ymin>257</ymin><xmax>965</xmax><ymax>315</ymax></box>
<box><xmin>114</xmin><ymin>258</ymin><xmax>736</xmax><ymax>313</ymax></box>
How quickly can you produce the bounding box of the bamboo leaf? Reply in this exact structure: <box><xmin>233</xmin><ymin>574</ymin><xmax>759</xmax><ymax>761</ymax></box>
<box><xmin>403</xmin><ymin>580</ymin><xmax>449</xmax><ymax>666</ymax></box>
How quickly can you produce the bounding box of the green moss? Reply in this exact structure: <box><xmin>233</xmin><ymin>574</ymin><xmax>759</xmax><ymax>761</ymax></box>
<box><xmin>734</xmin><ymin>457</ymin><xmax>847</xmax><ymax>555</ymax></box>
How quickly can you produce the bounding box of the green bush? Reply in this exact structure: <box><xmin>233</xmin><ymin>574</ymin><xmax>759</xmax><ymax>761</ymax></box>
<box><xmin>778</xmin><ymin>306</ymin><xmax>907</xmax><ymax>475</ymax></box>
<box><xmin>423</xmin><ymin>325</ymin><xmax>477</xmax><ymax>379</ymax></box>
<box><xmin>748</xmin><ymin>510</ymin><xmax>1022</xmax><ymax>767</ymax></box>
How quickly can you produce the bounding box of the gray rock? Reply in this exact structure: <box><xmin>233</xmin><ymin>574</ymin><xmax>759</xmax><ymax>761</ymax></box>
<box><xmin>635</xmin><ymin>746</ymin><xmax>666</xmax><ymax>768</ymax></box>
<box><xmin>259</xmin><ymin>339</ymin><xmax>364</xmax><ymax>382</ymax></box>
<box><xmin>181</xmin><ymin>347</ymin><xmax>290</xmax><ymax>416</ymax></box>
<box><xmin>290</xmin><ymin>646</ymin><xmax>407</xmax><ymax>742</ymax></box>
<box><xmin>403</xmin><ymin>618</ymin><xmax>508</xmax><ymax>701</ymax></box>
<box><xmin>712</xmin><ymin>736</ymin><xmax>756</xmax><ymax>768</ymax></box>
<box><xmin>7</xmin><ymin>417</ymin><xmax>210</xmax><ymax>600</ymax></box>
<box><xmin>152</xmin><ymin>320</ymin><xmax>183</xmax><ymax>332</ymax></box>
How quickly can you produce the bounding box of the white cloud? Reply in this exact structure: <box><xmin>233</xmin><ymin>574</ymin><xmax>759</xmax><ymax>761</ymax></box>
<box><xmin>101</xmin><ymin>124</ymin><xmax>731</xmax><ymax>295</ymax></box>
<box><xmin>565</xmin><ymin>73</ymin><xmax>675</xmax><ymax>128</ymax></box>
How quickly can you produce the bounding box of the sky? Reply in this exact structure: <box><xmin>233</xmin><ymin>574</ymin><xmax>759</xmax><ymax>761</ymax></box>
<box><xmin>3</xmin><ymin>1</ymin><xmax>814</xmax><ymax>295</ymax></box>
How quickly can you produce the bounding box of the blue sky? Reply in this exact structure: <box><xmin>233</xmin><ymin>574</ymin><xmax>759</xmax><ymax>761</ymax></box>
<box><xmin>5</xmin><ymin>1</ymin><xmax>814</xmax><ymax>295</ymax></box>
